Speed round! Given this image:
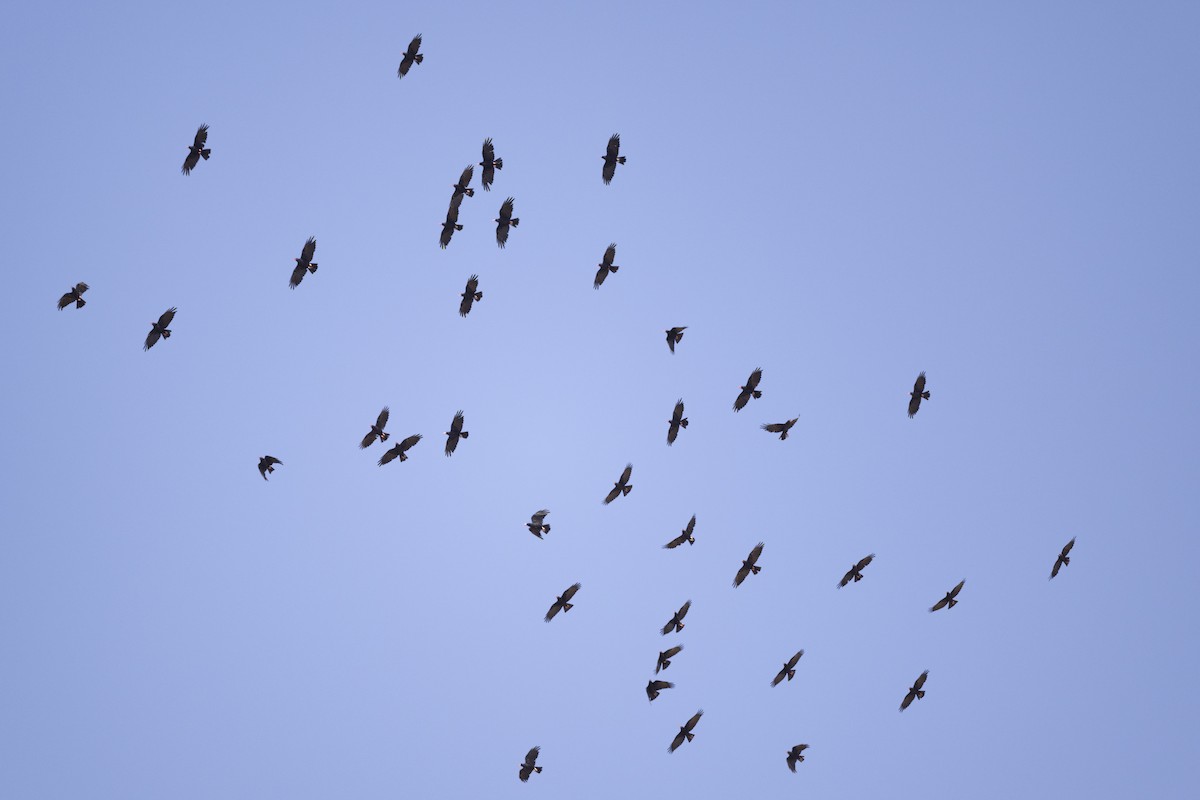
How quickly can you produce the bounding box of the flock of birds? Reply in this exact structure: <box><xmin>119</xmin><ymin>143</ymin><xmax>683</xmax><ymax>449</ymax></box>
<box><xmin>52</xmin><ymin>32</ymin><xmax>1082</xmax><ymax>784</ymax></box>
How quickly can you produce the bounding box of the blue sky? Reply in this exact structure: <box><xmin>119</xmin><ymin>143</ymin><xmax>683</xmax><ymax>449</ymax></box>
<box><xmin>2</xmin><ymin>1</ymin><xmax>1198</xmax><ymax>797</ymax></box>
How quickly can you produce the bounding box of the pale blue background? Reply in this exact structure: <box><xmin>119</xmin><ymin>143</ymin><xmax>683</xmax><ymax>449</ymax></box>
<box><xmin>2</xmin><ymin>1</ymin><xmax>1198</xmax><ymax>797</ymax></box>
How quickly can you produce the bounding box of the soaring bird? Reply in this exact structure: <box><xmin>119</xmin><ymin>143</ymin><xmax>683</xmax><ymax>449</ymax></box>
<box><xmin>181</xmin><ymin>124</ymin><xmax>211</xmax><ymax>175</ymax></box>
<box><xmin>397</xmin><ymin>34</ymin><xmax>423</xmax><ymax>78</ymax></box>
<box><xmin>544</xmin><ymin>582</ymin><xmax>581</xmax><ymax>622</ymax></box>
<box><xmin>665</xmin><ymin>326</ymin><xmax>686</xmax><ymax>353</ymax></box>
<box><xmin>144</xmin><ymin>307</ymin><xmax>177</xmax><ymax>350</ymax></box>
<box><xmin>360</xmin><ymin>407</ymin><xmax>391</xmax><ymax>449</ymax></box>
<box><xmin>440</xmin><ymin>193</ymin><xmax>464</xmax><ymax>249</ymax></box>
<box><xmin>667</xmin><ymin>399</ymin><xmax>688</xmax><ymax>445</ymax></box>
<box><xmin>444</xmin><ymin>410</ymin><xmax>468</xmax><ymax>456</ymax></box>
<box><xmin>289</xmin><ymin>237</ymin><xmax>319</xmax><ymax>289</ymax></box>
<box><xmin>900</xmin><ymin>670</ymin><xmax>929</xmax><ymax>711</ymax></box>
<box><xmin>257</xmin><ymin>456</ymin><xmax>282</xmax><ymax>481</ymax></box>
<box><xmin>664</xmin><ymin>515</ymin><xmax>696</xmax><ymax>549</ymax></box>
<box><xmin>646</xmin><ymin>680</ymin><xmax>674</xmax><ymax>702</ymax></box>
<box><xmin>1050</xmin><ymin>537</ymin><xmax>1076</xmax><ymax>579</ymax></box>
<box><xmin>656</xmin><ymin>645</ymin><xmax>683</xmax><ymax>673</ymax></box>
<box><xmin>733</xmin><ymin>368</ymin><xmax>763</xmax><ymax>412</ymax></box>
<box><xmin>661</xmin><ymin>600</ymin><xmax>691</xmax><ymax>635</ymax></box>
<box><xmin>57</xmin><ymin>282</ymin><xmax>89</xmax><ymax>310</ymax></box>
<box><xmin>839</xmin><ymin>554</ymin><xmax>875</xmax><ymax>587</ymax></box>
<box><xmin>602</xmin><ymin>133</ymin><xmax>625</xmax><ymax>185</ymax></box>
<box><xmin>771</xmin><ymin>650</ymin><xmax>805</xmax><ymax>687</ymax></box>
<box><xmin>479</xmin><ymin>138</ymin><xmax>503</xmax><ymax>191</ymax></box>
<box><xmin>786</xmin><ymin>744</ymin><xmax>810</xmax><ymax>772</ymax></box>
<box><xmin>527</xmin><ymin>509</ymin><xmax>551</xmax><ymax>539</ymax></box>
<box><xmin>734</xmin><ymin>542</ymin><xmax>765</xmax><ymax>587</ymax></box>
<box><xmin>669</xmin><ymin>710</ymin><xmax>703</xmax><ymax>753</ymax></box>
<box><xmin>908</xmin><ymin>372</ymin><xmax>930</xmax><ymax>418</ymax></box>
<box><xmin>452</xmin><ymin>165</ymin><xmax>474</xmax><ymax>198</ymax></box>
<box><xmin>603</xmin><ymin>463</ymin><xmax>633</xmax><ymax>504</ymax></box>
<box><xmin>459</xmin><ymin>274</ymin><xmax>482</xmax><ymax>317</ymax></box>
<box><xmin>518</xmin><ymin>746</ymin><xmax>542</xmax><ymax>783</ymax></box>
<box><xmin>378</xmin><ymin>434</ymin><xmax>422</xmax><ymax>466</ymax></box>
<box><xmin>930</xmin><ymin>580</ymin><xmax>966</xmax><ymax>612</ymax></box>
<box><xmin>495</xmin><ymin>197</ymin><xmax>519</xmax><ymax>248</ymax></box>
<box><xmin>762</xmin><ymin>418</ymin><xmax>798</xmax><ymax>440</ymax></box>
<box><xmin>594</xmin><ymin>243</ymin><xmax>620</xmax><ymax>289</ymax></box>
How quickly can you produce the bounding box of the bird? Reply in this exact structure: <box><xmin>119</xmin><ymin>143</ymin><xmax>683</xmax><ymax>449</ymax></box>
<box><xmin>545</xmin><ymin>583</ymin><xmax>581</xmax><ymax>622</ymax></box>
<box><xmin>900</xmin><ymin>670</ymin><xmax>929</xmax><ymax>711</ymax></box>
<box><xmin>602</xmin><ymin>133</ymin><xmax>626</xmax><ymax>184</ymax></box>
<box><xmin>289</xmin><ymin>237</ymin><xmax>319</xmax><ymax>289</ymax></box>
<box><xmin>143</xmin><ymin>307</ymin><xmax>177</xmax><ymax>350</ymax></box>
<box><xmin>495</xmin><ymin>197</ymin><xmax>519</xmax><ymax>248</ymax></box>
<box><xmin>661</xmin><ymin>600</ymin><xmax>691</xmax><ymax>635</ymax></box>
<box><xmin>257</xmin><ymin>456</ymin><xmax>282</xmax><ymax>481</ymax></box>
<box><xmin>452</xmin><ymin>165</ymin><xmax>474</xmax><ymax>198</ymax></box>
<box><xmin>594</xmin><ymin>243</ymin><xmax>620</xmax><ymax>289</ymax></box>
<box><xmin>733</xmin><ymin>368</ymin><xmax>763</xmax><ymax>412</ymax></box>
<box><xmin>444</xmin><ymin>410</ymin><xmax>468</xmax><ymax>456</ymax></box>
<box><xmin>646</xmin><ymin>680</ymin><xmax>674</xmax><ymax>702</ymax></box>
<box><xmin>908</xmin><ymin>371</ymin><xmax>930</xmax><ymax>418</ymax></box>
<box><xmin>181</xmin><ymin>124</ymin><xmax>211</xmax><ymax>175</ymax></box>
<box><xmin>930</xmin><ymin>580</ymin><xmax>966</xmax><ymax>612</ymax></box>
<box><xmin>397</xmin><ymin>34</ymin><xmax>423</xmax><ymax>78</ymax></box>
<box><xmin>360</xmin><ymin>407</ymin><xmax>391</xmax><ymax>449</ymax></box>
<box><xmin>479</xmin><ymin>138</ymin><xmax>503</xmax><ymax>191</ymax></box>
<box><xmin>761</xmin><ymin>418</ymin><xmax>798</xmax><ymax>440</ymax></box>
<box><xmin>734</xmin><ymin>542</ymin><xmax>765</xmax><ymax>587</ymax></box>
<box><xmin>656</xmin><ymin>645</ymin><xmax>683</xmax><ymax>673</ymax></box>
<box><xmin>839</xmin><ymin>554</ymin><xmax>875</xmax><ymax>587</ymax></box>
<box><xmin>667</xmin><ymin>399</ymin><xmax>688</xmax><ymax>445</ymax></box>
<box><xmin>1050</xmin><ymin>537</ymin><xmax>1076</xmax><ymax>579</ymax></box>
<box><xmin>57</xmin><ymin>282</ymin><xmax>89</xmax><ymax>310</ymax></box>
<box><xmin>458</xmin><ymin>275</ymin><xmax>482</xmax><ymax>317</ymax></box>
<box><xmin>603</xmin><ymin>463</ymin><xmax>633</xmax><ymax>504</ymax></box>
<box><xmin>527</xmin><ymin>510</ymin><xmax>551</xmax><ymax>539</ymax></box>
<box><xmin>665</xmin><ymin>326</ymin><xmax>686</xmax><ymax>353</ymax></box>
<box><xmin>786</xmin><ymin>744</ymin><xmax>810</xmax><ymax>772</ymax></box>
<box><xmin>518</xmin><ymin>746</ymin><xmax>542</xmax><ymax>783</ymax></box>
<box><xmin>377</xmin><ymin>434</ymin><xmax>422</xmax><ymax>466</ymax></box>
<box><xmin>440</xmin><ymin>193</ymin><xmax>464</xmax><ymax>249</ymax></box>
<box><xmin>669</xmin><ymin>710</ymin><xmax>703</xmax><ymax>753</ymax></box>
<box><xmin>771</xmin><ymin>650</ymin><xmax>805</xmax><ymax>687</ymax></box>
<box><xmin>664</xmin><ymin>515</ymin><xmax>696</xmax><ymax>549</ymax></box>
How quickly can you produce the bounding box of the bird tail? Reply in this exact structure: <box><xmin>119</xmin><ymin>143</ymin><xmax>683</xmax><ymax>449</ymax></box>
<box><xmin>685</xmin><ymin>732</ymin><xmax>694</xmax><ymax>742</ymax></box>
<box><xmin>380</xmin><ymin>432</ymin><xmax>390</xmax><ymax>442</ymax></box>
<box><xmin>466</xmin><ymin>188</ymin><xmax>475</xmax><ymax>197</ymax></box>
<box><xmin>660</xmin><ymin>660</ymin><xmax>670</xmax><ymax>671</ymax></box>
<box><xmin>752</xmin><ymin>390</ymin><xmax>762</xmax><ymax>399</ymax></box>
<box><xmin>853</xmin><ymin>573</ymin><xmax>863</xmax><ymax>581</ymax></box>
<box><xmin>1062</xmin><ymin>556</ymin><xmax>1070</xmax><ymax>566</ymax></box>
<box><xmin>454</xmin><ymin>223</ymin><xmax>463</xmax><ymax>231</ymax></box>
<box><xmin>308</xmin><ymin>262</ymin><xmax>318</xmax><ymax>273</ymax></box>
<box><xmin>201</xmin><ymin>149</ymin><xmax>211</xmax><ymax>159</ymax></box>
<box><xmin>77</xmin><ymin>298</ymin><xmax>87</xmax><ymax>308</ymax></box>
<box><xmin>494</xmin><ymin>158</ymin><xmax>503</xmax><ymax>170</ymax></box>
<box><xmin>687</xmin><ymin>537</ymin><xmax>694</xmax><ymax>545</ymax></box>
<box><xmin>510</xmin><ymin>218</ymin><xmax>520</xmax><ymax>227</ymax></box>
<box><xmin>922</xmin><ymin>391</ymin><xmax>931</xmax><ymax>399</ymax></box>
<box><xmin>534</xmin><ymin>766</ymin><xmax>542</xmax><ymax>774</ymax></box>
<box><xmin>609</xmin><ymin>265</ymin><xmax>619</xmax><ymax>273</ymax></box>
<box><xmin>474</xmin><ymin>292</ymin><xmax>483</xmax><ymax>301</ymax></box>
<box><xmin>542</xmin><ymin>524</ymin><xmax>550</xmax><ymax>533</ymax></box>
<box><xmin>459</xmin><ymin>431</ymin><xmax>469</xmax><ymax>439</ymax></box>
<box><xmin>779</xmin><ymin>430</ymin><xmax>788</xmax><ymax>440</ymax></box>
<box><xmin>618</xmin><ymin>156</ymin><xmax>627</xmax><ymax>164</ymax></box>
<box><xmin>916</xmin><ymin>690</ymin><xmax>925</xmax><ymax>699</ymax></box>
<box><xmin>948</xmin><ymin>598</ymin><xmax>957</xmax><ymax>608</ymax></box>
<box><xmin>751</xmin><ymin>565</ymin><xmax>761</xmax><ymax>575</ymax></box>
<box><xmin>787</xmin><ymin>670</ymin><xmax>795</xmax><ymax>681</ymax></box>
<box><xmin>622</xmin><ymin>485</ymin><xmax>632</xmax><ymax>496</ymax></box>
<box><xmin>679</xmin><ymin>418</ymin><xmax>688</xmax><ymax>428</ymax></box>
<box><xmin>398</xmin><ymin>452</ymin><xmax>408</xmax><ymax>462</ymax></box>
<box><xmin>162</xmin><ymin>330</ymin><xmax>171</xmax><ymax>339</ymax></box>
<box><xmin>414</xmin><ymin>54</ymin><xmax>424</xmax><ymax>64</ymax></box>
<box><xmin>676</xmin><ymin>622</ymin><xmax>684</xmax><ymax>631</ymax></box>
<box><xmin>563</xmin><ymin>602</ymin><xmax>573</xmax><ymax>613</ymax></box>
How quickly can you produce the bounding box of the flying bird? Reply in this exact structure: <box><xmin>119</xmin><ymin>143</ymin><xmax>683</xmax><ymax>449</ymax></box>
<box><xmin>900</xmin><ymin>670</ymin><xmax>929</xmax><ymax>711</ymax></box>
<box><xmin>786</xmin><ymin>744</ymin><xmax>810</xmax><ymax>772</ymax></box>
<box><xmin>57</xmin><ymin>282</ymin><xmax>89</xmax><ymax>310</ymax></box>
<box><xmin>479</xmin><ymin>138</ymin><xmax>503</xmax><ymax>191</ymax></box>
<box><xmin>360</xmin><ymin>407</ymin><xmax>391</xmax><ymax>449</ymax></box>
<box><xmin>839</xmin><ymin>554</ymin><xmax>875</xmax><ymax>587</ymax></box>
<box><xmin>452</xmin><ymin>165</ymin><xmax>474</xmax><ymax>198</ymax></box>
<box><xmin>908</xmin><ymin>371</ymin><xmax>931</xmax><ymax>418</ymax></box>
<box><xmin>602</xmin><ymin>133</ymin><xmax>626</xmax><ymax>185</ymax></box>
<box><xmin>666</xmin><ymin>399</ymin><xmax>688</xmax><ymax>445</ymax></box>
<box><xmin>181</xmin><ymin>124</ymin><xmax>211</xmax><ymax>175</ymax></box>
<box><xmin>444</xmin><ymin>410</ymin><xmax>468</xmax><ymax>456</ymax></box>
<box><xmin>656</xmin><ymin>645</ymin><xmax>683</xmax><ymax>673</ymax></box>
<box><xmin>646</xmin><ymin>680</ymin><xmax>674</xmax><ymax>702</ymax></box>
<box><xmin>664</xmin><ymin>515</ymin><xmax>696</xmax><ymax>549</ymax></box>
<box><xmin>734</xmin><ymin>542</ymin><xmax>765</xmax><ymax>587</ymax></box>
<box><xmin>458</xmin><ymin>274</ymin><xmax>482</xmax><ymax>317</ymax></box>
<box><xmin>668</xmin><ymin>710</ymin><xmax>703</xmax><ymax>753</ymax></box>
<box><xmin>665</xmin><ymin>326</ymin><xmax>686</xmax><ymax>353</ymax></box>
<box><xmin>661</xmin><ymin>600</ymin><xmax>691</xmax><ymax>635</ymax></box>
<box><xmin>518</xmin><ymin>746</ymin><xmax>542</xmax><ymax>783</ymax></box>
<box><xmin>761</xmin><ymin>418</ymin><xmax>798</xmax><ymax>440</ymax></box>
<box><xmin>1050</xmin><ymin>537</ymin><xmax>1076</xmax><ymax>579</ymax></box>
<box><xmin>544</xmin><ymin>582</ymin><xmax>581</xmax><ymax>622</ymax></box>
<box><xmin>143</xmin><ymin>307</ymin><xmax>177</xmax><ymax>350</ymax></box>
<box><xmin>733</xmin><ymin>368</ymin><xmax>763</xmax><ymax>412</ymax></box>
<box><xmin>257</xmin><ymin>456</ymin><xmax>282</xmax><ymax>481</ymax></box>
<box><xmin>771</xmin><ymin>650</ymin><xmax>805</xmax><ymax>687</ymax></box>
<box><xmin>495</xmin><ymin>197</ymin><xmax>519</xmax><ymax>248</ymax></box>
<box><xmin>594</xmin><ymin>243</ymin><xmax>620</xmax><ymax>289</ymax></box>
<box><xmin>603</xmin><ymin>463</ymin><xmax>633</xmax><ymax>504</ymax></box>
<box><xmin>440</xmin><ymin>193</ymin><xmax>464</xmax><ymax>249</ymax></box>
<box><xmin>527</xmin><ymin>509</ymin><xmax>551</xmax><ymax>539</ymax></box>
<box><xmin>397</xmin><ymin>34</ymin><xmax>423</xmax><ymax>78</ymax></box>
<box><xmin>930</xmin><ymin>580</ymin><xmax>966</xmax><ymax>612</ymax></box>
<box><xmin>377</xmin><ymin>434</ymin><xmax>422</xmax><ymax>466</ymax></box>
<box><xmin>289</xmin><ymin>237</ymin><xmax>319</xmax><ymax>289</ymax></box>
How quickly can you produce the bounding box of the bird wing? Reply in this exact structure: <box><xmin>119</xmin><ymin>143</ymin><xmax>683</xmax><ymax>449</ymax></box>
<box><xmin>289</xmin><ymin>262</ymin><xmax>308</xmax><ymax>288</ymax></box>
<box><xmin>682</xmin><ymin>710</ymin><xmax>703</xmax><ymax>733</ymax></box>
<box><xmin>733</xmin><ymin>390</ymin><xmax>751</xmax><ymax>412</ymax></box>
<box><xmin>264</xmin><ymin>456</ymin><xmax>281</xmax><ymax>467</ymax></box>
<box><xmin>449</xmin><ymin>410</ymin><xmax>465</xmax><ymax>435</ymax></box>
<box><xmin>664</xmin><ymin>531</ymin><xmax>688</xmax><ymax>548</ymax></box>
<box><xmin>786</xmin><ymin>650</ymin><xmax>804</xmax><ymax>669</ymax></box>
<box><xmin>668</xmin><ymin>731</ymin><xmax>687</xmax><ymax>753</ymax></box>
<box><xmin>464</xmin><ymin>275</ymin><xmax>479</xmax><ymax>296</ymax></box>
<box><xmin>787</xmin><ymin>752</ymin><xmax>798</xmax><ymax>772</ymax></box>
<box><xmin>838</xmin><ymin>567</ymin><xmax>855</xmax><ymax>588</ymax></box>
<box><xmin>602</xmin><ymin>243</ymin><xmax>617</xmax><ymax>267</ymax></box>
<box><xmin>747</xmin><ymin>542</ymin><xmax>764</xmax><ymax>566</ymax></box>
<box><xmin>531</xmin><ymin>510</ymin><xmax>549</xmax><ymax>526</ymax></box>
<box><xmin>672</xmin><ymin>400</ymin><xmax>685</xmax><ymax>424</ymax></box>
<box><xmin>406</xmin><ymin>34</ymin><xmax>422</xmax><ymax>58</ymax></box>
<box><xmin>930</xmin><ymin>597</ymin><xmax>949</xmax><ymax>612</ymax></box>
<box><xmin>913</xmin><ymin>371</ymin><xmax>926</xmax><ymax>394</ymax></box>
<box><xmin>376</xmin><ymin>407</ymin><xmax>390</xmax><ymax>429</ymax></box>
<box><xmin>378</xmin><ymin>446</ymin><xmax>399</xmax><ymax>466</ymax></box>
<box><xmin>500</xmin><ymin>197</ymin><xmax>514</xmax><ymax>221</ymax></box>
<box><xmin>914</xmin><ymin>670</ymin><xmax>929</xmax><ymax>690</ymax></box>
<box><xmin>446</xmin><ymin>192</ymin><xmax>464</xmax><ymax>221</ymax></box>
<box><xmin>158</xmin><ymin>307</ymin><xmax>177</xmax><ymax>328</ymax></box>
<box><xmin>949</xmin><ymin>579</ymin><xmax>965</xmax><ymax>598</ymax></box>
<box><xmin>360</xmin><ymin>430</ymin><xmax>377</xmax><ymax>449</ymax></box>
<box><xmin>458</xmin><ymin>293</ymin><xmax>474</xmax><ymax>316</ymax></box>
<box><xmin>771</xmin><ymin>668</ymin><xmax>787</xmax><ymax>687</ymax></box>
<box><xmin>606</xmin><ymin>133</ymin><xmax>621</xmax><ymax>159</ymax></box>
<box><xmin>524</xmin><ymin>746</ymin><xmax>539</xmax><ymax>767</ymax></box>
<box><xmin>1050</xmin><ymin>557</ymin><xmax>1064</xmax><ymax>578</ymax></box>
<box><xmin>650</xmin><ymin>680</ymin><xmax>673</xmax><ymax>692</ymax></box>
<box><xmin>856</xmin><ymin>553</ymin><xmax>875</xmax><ymax>571</ymax></box>
<box><xmin>746</xmin><ymin>368</ymin><xmax>762</xmax><ymax>391</ymax></box>
<box><xmin>733</xmin><ymin>563</ymin><xmax>751</xmax><ymax>587</ymax></box>
<box><xmin>143</xmin><ymin>327</ymin><xmax>160</xmax><ymax>350</ymax></box>
<box><xmin>907</xmin><ymin>393</ymin><xmax>922</xmax><ymax>417</ymax></box>
<box><xmin>457</xmin><ymin>165</ymin><xmax>474</xmax><ymax>189</ymax></box>
<box><xmin>482</xmin><ymin>137</ymin><xmax>495</xmax><ymax>163</ymax></box>
<box><xmin>76</xmin><ymin>282</ymin><xmax>89</xmax><ymax>295</ymax></box>
<box><xmin>544</xmin><ymin>601</ymin><xmax>562</xmax><ymax>622</ymax></box>
<box><xmin>593</xmin><ymin>264</ymin><xmax>609</xmax><ymax>289</ymax></box>
<box><xmin>57</xmin><ymin>291</ymin><xmax>75</xmax><ymax>310</ymax></box>
<box><xmin>685</xmin><ymin>515</ymin><xmax>696</xmax><ymax>536</ymax></box>
<box><xmin>900</xmin><ymin>690</ymin><xmax>916</xmax><ymax>711</ymax></box>
<box><xmin>192</xmin><ymin>123</ymin><xmax>209</xmax><ymax>149</ymax></box>
<box><xmin>561</xmin><ymin>582</ymin><xmax>581</xmax><ymax>602</ymax></box>
<box><xmin>677</xmin><ymin>600</ymin><xmax>691</xmax><ymax>620</ymax></box>
<box><xmin>300</xmin><ymin>236</ymin><xmax>317</xmax><ymax>265</ymax></box>
<box><xmin>182</xmin><ymin>149</ymin><xmax>200</xmax><ymax>174</ymax></box>
<box><xmin>603</xmin><ymin>485</ymin><xmax>621</xmax><ymax>504</ymax></box>
<box><xmin>398</xmin><ymin>434</ymin><xmax>422</xmax><ymax>452</ymax></box>
<box><xmin>762</xmin><ymin>422</ymin><xmax>786</xmax><ymax>433</ymax></box>
<box><xmin>1061</xmin><ymin>537</ymin><xmax>1076</xmax><ymax>557</ymax></box>
<box><xmin>619</xmin><ymin>463</ymin><xmax>633</xmax><ymax>485</ymax></box>
<box><xmin>663</xmin><ymin>645</ymin><xmax>683</xmax><ymax>660</ymax></box>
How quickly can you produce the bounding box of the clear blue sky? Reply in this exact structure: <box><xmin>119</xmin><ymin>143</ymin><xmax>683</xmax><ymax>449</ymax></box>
<box><xmin>2</xmin><ymin>2</ymin><xmax>1198</xmax><ymax>797</ymax></box>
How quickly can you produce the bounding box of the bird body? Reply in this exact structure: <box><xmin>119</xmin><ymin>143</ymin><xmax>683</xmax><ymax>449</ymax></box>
<box><xmin>397</xmin><ymin>34</ymin><xmax>423</xmax><ymax>77</ymax></box>
<box><xmin>908</xmin><ymin>371</ymin><xmax>930</xmax><ymax>417</ymax></box>
<box><xmin>1050</xmin><ymin>537</ymin><xmax>1076</xmax><ymax>579</ymax></box>
<box><xmin>378</xmin><ymin>434</ymin><xmax>421</xmax><ymax>466</ymax></box>
<box><xmin>258</xmin><ymin>456</ymin><xmax>282</xmax><ymax>481</ymax></box>
<box><xmin>527</xmin><ymin>509</ymin><xmax>551</xmax><ymax>538</ymax></box>
<box><xmin>772</xmin><ymin>650</ymin><xmax>804</xmax><ymax>687</ymax></box>
<box><xmin>665</xmin><ymin>326</ymin><xmax>686</xmax><ymax>353</ymax></box>
<box><xmin>664</xmin><ymin>515</ymin><xmax>696</xmax><ymax>549</ymax></box>
<box><xmin>289</xmin><ymin>237</ymin><xmax>319</xmax><ymax>289</ymax></box>
<box><xmin>646</xmin><ymin>679</ymin><xmax>674</xmax><ymax>702</ymax></box>
<box><xmin>762</xmin><ymin>418</ymin><xmax>798</xmax><ymax>440</ymax></box>
<box><xmin>144</xmin><ymin>307</ymin><xmax>177</xmax><ymax>350</ymax></box>
<box><xmin>733</xmin><ymin>368</ymin><xmax>763</xmax><ymax>412</ymax></box>
<box><xmin>661</xmin><ymin>600</ymin><xmax>691</xmax><ymax>635</ymax></box>
<box><xmin>181</xmin><ymin>124</ymin><xmax>211</xmax><ymax>175</ymax></box>
<box><xmin>656</xmin><ymin>645</ymin><xmax>683</xmax><ymax>673</ymax></box>
<box><xmin>667</xmin><ymin>399</ymin><xmax>688</xmax><ymax>445</ymax></box>
<box><xmin>360</xmin><ymin>407</ymin><xmax>391</xmax><ymax>448</ymax></box>
<box><xmin>603</xmin><ymin>463</ymin><xmax>633</xmax><ymax>504</ymax></box>
<box><xmin>479</xmin><ymin>138</ymin><xmax>503</xmax><ymax>190</ymax></box>
<box><xmin>545</xmin><ymin>583</ymin><xmax>581</xmax><ymax>621</ymax></box>
<box><xmin>452</xmin><ymin>165</ymin><xmax>475</xmax><ymax>197</ymax></box>
<box><xmin>440</xmin><ymin>193</ymin><xmax>464</xmax><ymax>249</ymax></box>
<box><xmin>734</xmin><ymin>542</ymin><xmax>764</xmax><ymax>587</ymax></box>
<box><xmin>57</xmin><ymin>282</ymin><xmax>89</xmax><ymax>310</ymax></box>
<box><xmin>444</xmin><ymin>410</ymin><xmax>468</xmax><ymax>456</ymax></box>
<box><xmin>602</xmin><ymin>133</ymin><xmax>626</xmax><ymax>184</ymax></box>
<box><xmin>839</xmin><ymin>554</ymin><xmax>875</xmax><ymax>587</ymax></box>
<box><xmin>459</xmin><ymin>274</ymin><xmax>483</xmax><ymax>316</ymax></box>
<box><xmin>594</xmin><ymin>243</ymin><xmax>619</xmax><ymax>289</ymax></box>
<box><xmin>930</xmin><ymin>579</ymin><xmax>965</xmax><ymax>612</ymax></box>
<box><xmin>669</xmin><ymin>710</ymin><xmax>703</xmax><ymax>753</ymax></box>
<box><xmin>495</xmin><ymin>197</ymin><xmax>519</xmax><ymax>248</ymax></box>
<box><xmin>786</xmin><ymin>744</ymin><xmax>810</xmax><ymax>772</ymax></box>
<box><xmin>518</xmin><ymin>746</ymin><xmax>542</xmax><ymax>782</ymax></box>
<box><xmin>900</xmin><ymin>670</ymin><xmax>929</xmax><ymax>711</ymax></box>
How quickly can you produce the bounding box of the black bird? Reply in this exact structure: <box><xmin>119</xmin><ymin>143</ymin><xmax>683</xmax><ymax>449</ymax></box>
<box><xmin>900</xmin><ymin>670</ymin><xmax>929</xmax><ymax>711</ymax></box>
<box><xmin>786</xmin><ymin>744</ymin><xmax>810</xmax><ymax>772</ymax></box>
<box><xmin>479</xmin><ymin>138</ymin><xmax>503</xmax><ymax>191</ymax></box>
<box><xmin>181</xmin><ymin>124</ymin><xmax>211</xmax><ymax>175</ymax></box>
<box><xmin>518</xmin><ymin>746</ymin><xmax>542</xmax><ymax>783</ymax></box>
<box><xmin>930</xmin><ymin>580</ymin><xmax>966</xmax><ymax>612</ymax></box>
<box><xmin>664</xmin><ymin>515</ymin><xmax>696</xmax><ymax>549</ymax></box>
<box><xmin>771</xmin><ymin>650</ymin><xmax>805</xmax><ymax>687</ymax></box>
<box><xmin>397</xmin><ymin>34</ymin><xmax>423</xmax><ymax>78</ymax></box>
<box><xmin>440</xmin><ymin>193</ymin><xmax>464</xmax><ymax>249</ymax></box>
<box><xmin>602</xmin><ymin>133</ymin><xmax>625</xmax><ymax>185</ymax></box>
<box><xmin>57</xmin><ymin>282</ymin><xmax>89</xmax><ymax>310</ymax></box>
<box><xmin>545</xmin><ymin>582</ymin><xmax>581</xmax><ymax>622</ymax></box>
<box><xmin>665</xmin><ymin>326</ymin><xmax>686</xmax><ymax>353</ymax></box>
<box><xmin>1050</xmin><ymin>537</ymin><xmax>1076</xmax><ymax>579</ymax></box>
<box><xmin>761</xmin><ymin>418</ymin><xmax>798</xmax><ymax>440</ymax></box>
<box><xmin>143</xmin><ymin>307</ymin><xmax>177</xmax><ymax>350</ymax></box>
<box><xmin>646</xmin><ymin>680</ymin><xmax>674</xmax><ymax>702</ymax></box>
<box><xmin>495</xmin><ymin>197</ymin><xmax>519</xmax><ymax>248</ymax></box>
<box><xmin>669</xmin><ymin>710</ymin><xmax>703</xmax><ymax>753</ymax></box>
<box><xmin>661</xmin><ymin>600</ymin><xmax>691</xmax><ymax>635</ymax></box>
<box><xmin>667</xmin><ymin>399</ymin><xmax>688</xmax><ymax>445</ymax></box>
<box><xmin>603</xmin><ymin>463</ymin><xmax>633</xmax><ymax>504</ymax></box>
<box><xmin>289</xmin><ymin>237</ymin><xmax>319</xmax><ymax>289</ymax></box>
<box><xmin>444</xmin><ymin>410</ymin><xmax>468</xmax><ymax>456</ymax></box>
<box><xmin>378</xmin><ymin>434</ymin><xmax>421</xmax><ymax>466</ymax></box>
<box><xmin>908</xmin><ymin>371</ymin><xmax>930</xmax><ymax>418</ymax></box>
<box><xmin>459</xmin><ymin>274</ymin><xmax>483</xmax><ymax>317</ymax></box>
<box><xmin>733</xmin><ymin>368</ymin><xmax>763</xmax><ymax>412</ymax></box>
<box><xmin>734</xmin><ymin>542</ymin><xmax>765</xmax><ymax>587</ymax></box>
<box><xmin>527</xmin><ymin>509</ymin><xmax>551</xmax><ymax>539</ymax></box>
<box><xmin>656</xmin><ymin>645</ymin><xmax>683</xmax><ymax>673</ymax></box>
<box><xmin>360</xmin><ymin>407</ymin><xmax>391</xmax><ymax>449</ymax></box>
<box><xmin>452</xmin><ymin>165</ymin><xmax>474</xmax><ymax>198</ymax></box>
<box><xmin>257</xmin><ymin>456</ymin><xmax>282</xmax><ymax>481</ymax></box>
<box><xmin>839</xmin><ymin>554</ymin><xmax>875</xmax><ymax>588</ymax></box>
<box><xmin>594</xmin><ymin>243</ymin><xmax>620</xmax><ymax>289</ymax></box>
